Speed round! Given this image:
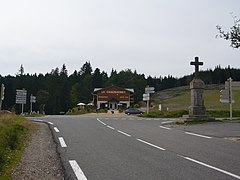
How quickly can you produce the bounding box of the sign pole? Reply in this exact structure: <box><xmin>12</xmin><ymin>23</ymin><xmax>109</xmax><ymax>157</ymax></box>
<box><xmin>0</xmin><ymin>84</ymin><xmax>5</xmax><ymax>111</ymax></box>
<box><xmin>30</xmin><ymin>94</ymin><xmax>33</xmax><ymax>114</ymax></box>
<box><xmin>229</xmin><ymin>78</ymin><xmax>233</xmax><ymax>120</ymax></box>
<box><xmin>147</xmin><ymin>99</ymin><xmax>149</xmax><ymax>114</ymax></box>
<box><xmin>21</xmin><ymin>103</ymin><xmax>24</xmax><ymax>114</ymax></box>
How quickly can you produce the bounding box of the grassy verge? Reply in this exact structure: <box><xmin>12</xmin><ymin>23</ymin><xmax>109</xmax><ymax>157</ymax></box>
<box><xmin>0</xmin><ymin>113</ymin><xmax>37</xmax><ymax>179</ymax></box>
<box><xmin>175</xmin><ymin>119</ymin><xmax>222</xmax><ymax>126</ymax></box>
<box><xmin>140</xmin><ymin>110</ymin><xmax>188</xmax><ymax>118</ymax></box>
<box><xmin>140</xmin><ymin>109</ymin><xmax>240</xmax><ymax>119</ymax></box>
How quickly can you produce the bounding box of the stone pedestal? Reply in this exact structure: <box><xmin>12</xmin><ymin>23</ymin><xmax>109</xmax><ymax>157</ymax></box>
<box><xmin>183</xmin><ymin>78</ymin><xmax>214</xmax><ymax>122</ymax></box>
<box><xmin>189</xmin><ymin>78</ymin><xmax>206</xmax><ymax>116</ymax></box>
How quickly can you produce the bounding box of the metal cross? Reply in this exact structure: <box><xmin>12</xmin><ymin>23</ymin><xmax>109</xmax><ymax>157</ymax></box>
<box><xmin>190</xmin><ymin>57</ymin><xmax>203</xmax><ymax>78</ymax></box>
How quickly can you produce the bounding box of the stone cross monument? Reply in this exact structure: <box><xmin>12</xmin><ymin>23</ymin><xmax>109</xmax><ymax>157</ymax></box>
<box><xmin>188</xmin><ymin>57</ymin><xmax>207</xmax><ymax>120</ymax></box>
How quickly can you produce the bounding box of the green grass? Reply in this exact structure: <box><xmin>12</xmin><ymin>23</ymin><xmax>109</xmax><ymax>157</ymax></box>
<box><xmin>175</xmin><ymin>119</ymin><xmax>223</xmax><ymax>126</ymax></box>
<box><xmin>0</xmin><ymin>113</ymin><xmax>37</xmax><ymax>179</ymax></box>
<box><xmin>140</xmin><ymin>110</ymin><xmax>188</xmax><ymax>118</ymax></box>
<box><xmin>155</xmin><ymin>89</ymin><xmax>240</xmax><ymax>112</ymax></box>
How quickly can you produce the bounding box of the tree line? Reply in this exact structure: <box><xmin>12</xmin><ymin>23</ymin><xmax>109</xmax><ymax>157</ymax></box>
<box><xmin>0</xmin><ymin>62</ymin><xmax>240</xmax><ymax>114</ymax></box>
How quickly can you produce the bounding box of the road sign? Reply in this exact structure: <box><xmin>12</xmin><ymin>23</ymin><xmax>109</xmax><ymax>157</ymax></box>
<box><xmin>16</xmin><ymin>89</ymin><xmax>27</xmax><ymax>104</ymax></box>
<box><xmin>220</xmin><ymin>89</ymin><xmax>234</xmax><ymax>104</ymax></box>
<box><xmin>143</xmin><ymin>97</ymin><xmax>150</xmax><ymax>101</ymax></box>
<box><xmin>30</xmin><ymin>95</ymin><xmax>36</xmax><ymax>103</ymax></box>
<box><xmin>145</xmin><ymin>87</ymin><xmax>155</xmax><ymax>94</ymax></box>
<box><xmin>143</xmin><ymin>93</ymin><xmax>150</xmax><ymax>98</ymax></box>
<box><xmin>225</xmin><ymin>81</ymin><xmax>240</xmax><ymax>90</ymax></box>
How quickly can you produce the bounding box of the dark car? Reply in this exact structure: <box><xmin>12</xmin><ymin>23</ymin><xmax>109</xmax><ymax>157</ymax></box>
<box><xmin>125</xmin><ymin>108</ymin><xmax>144</xmax><ymax>115</ymax></box>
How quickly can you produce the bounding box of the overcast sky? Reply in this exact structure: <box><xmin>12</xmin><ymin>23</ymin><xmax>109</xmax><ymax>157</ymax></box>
<box><xmin>0</xmin><ymin>0</ymin><xmax>239</xmax><ymax>77</ymax></box>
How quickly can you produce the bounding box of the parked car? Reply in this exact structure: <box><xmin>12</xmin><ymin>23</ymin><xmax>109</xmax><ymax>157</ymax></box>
<box><xmin>125</xmin><ymin>108</ymin><xmax>144</xmax><ymax>115</ymax></box>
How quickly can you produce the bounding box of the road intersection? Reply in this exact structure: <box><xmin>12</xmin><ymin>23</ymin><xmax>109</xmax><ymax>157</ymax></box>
<box><xmin>29</xmin><ymin>114</ymin><xmax>240</xmax><ymax>180</ymax></box>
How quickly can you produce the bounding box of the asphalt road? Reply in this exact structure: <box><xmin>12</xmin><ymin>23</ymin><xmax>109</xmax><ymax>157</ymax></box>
<box><xmin>29</xmin><ymin>115</ymin><xmax>240</xmax><ymax>180</ymax></box>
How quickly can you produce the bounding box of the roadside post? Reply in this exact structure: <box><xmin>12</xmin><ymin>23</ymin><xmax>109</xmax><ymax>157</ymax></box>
<box><xmin>16</xmin><ymin>89</ymin><xmax>27</xmax><ymax>114</ymax></box>
<box><xmin>30</xmin><ymin>94</ymin><xmax>36</xmax><ymax>114</ymax></box>
<box><xmin>143</xmin><ymin>86</ymin><xmax>155</xmax><ymax>114</ymax></box>
<box><xmin>220</xmin><ymin>78</ymin><xmax>240</xmax><ymax>120</ymax></box>
<box><xmin>143</xmin><ymin>93</ymin><xmax>150</xmax><ymax>113</ymax></box>
<box><xmin>0</xmin><ymin>84</ymin><xmax>5</xmax><ymax>111</ymax></box>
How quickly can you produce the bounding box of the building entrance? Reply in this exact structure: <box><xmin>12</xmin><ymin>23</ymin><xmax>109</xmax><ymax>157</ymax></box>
<box><xmin>109</xmin><ymin>102</ymin><xmax>117</xmax><ymax>110</ymax></box>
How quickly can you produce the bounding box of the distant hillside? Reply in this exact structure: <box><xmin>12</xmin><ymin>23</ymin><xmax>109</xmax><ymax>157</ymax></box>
<box><xmin>151</xmin><ymin>84</ymin><xmax>240</xmax><ymax>111</ymax></box>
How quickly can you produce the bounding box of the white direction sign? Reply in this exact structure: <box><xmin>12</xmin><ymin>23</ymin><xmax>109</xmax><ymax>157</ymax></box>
<box><xmin>143</xmin><ymin>93</ymin><xmax>150</xmax><ymax>98</ymax></box>
<box><xmin>145</xmin><ymin>87</ymin><xmax>155</xmax><ymax>94</ymax></box>
<box><xmin>16</xmin><ymin>89</ymin><xmax>27</xmax><ymax>104</ymax></box>
<box><xmin>220</xmin><ymin>89</ymin><xmax>234</xmax><ymax>104</ymax></box>
<box><xmin>142</xmin><ymin>93</ymin><xmax>150</xmax><ymax>101</ymax></box>
<box><xmin>225</xmin><ymin>81</ymin><xmax>240</xmax><ymax>90</ymax></box>
<box><xmin>30</xmin><ymin>95</ymin><xmax>36</xmax><ymax>103</ymax></box>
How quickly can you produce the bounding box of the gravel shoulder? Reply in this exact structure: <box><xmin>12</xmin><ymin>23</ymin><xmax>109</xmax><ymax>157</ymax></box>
<box><xmin>12</xmin><ymin>122</ymin><xmax>64</xmax><ymax>180</ymax></box>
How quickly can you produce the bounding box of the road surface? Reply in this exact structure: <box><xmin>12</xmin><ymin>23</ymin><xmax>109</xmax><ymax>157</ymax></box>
<box><xmin>29</xmin><ymin>114</ymin><xmax>240</xmax><ymax>180</ymax></box>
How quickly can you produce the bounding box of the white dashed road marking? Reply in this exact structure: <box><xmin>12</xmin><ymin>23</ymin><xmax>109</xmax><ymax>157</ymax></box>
<box><xmin>159</xmin><ymin>126</ymin><xmax>171</xmax><ymax>130</ymax></box>
<box><xmin>137</xmin><ymin>138</ymin><xmax>165</xmax><ymax>151</ymax></box>
<box><xmin>97</xmin><ymin>118</ymin><xmax>106</xmax><ymax>126</ymax></box>
<box><xmin>48</xmin><ymin>121</ymin><xmax>54</xmax><ymax>125</ymax></box>
<box><xmin>117</xmin><ymin>130</ymin><xmax>131</xmax><ymax>137</ymax></box>
<box><xmin>183</xmin><ymin>156</ymin><xmax>240</xmax><ymax>180</ymax></box>
<box><xmin>185</xmin><ymin>132</ymin><xmax>212</xmax><ymax>139</ymax></box>
<box><xmin>59</xmin><ymin>137</ymin><xmax>67</xmax><ymax>147</ymax></box>
<box><xmin>107</xmin><ymin>125</ymin><xmax>115</xmax><ymax>130</ymax></box>
<box><xmin>69</xmin><ymin>160</ymin><xmax>88</xmax><ymax>180</ymax></box>
<box><xmin>54</xmin><ymin>127</ymin><xmax>60</xmax><ymax>133</ymax></box>
<box><xmin>161</xmin><ymin>121</ymin><xmax>173</xmax><ymax>125</ymax></box>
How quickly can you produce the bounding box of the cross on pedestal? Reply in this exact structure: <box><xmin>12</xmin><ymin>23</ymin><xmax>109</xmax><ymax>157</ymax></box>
<box><xmin>190</xmin><ymin>57</ymin><xmax>203</xmax><ymax>78</ymax></box>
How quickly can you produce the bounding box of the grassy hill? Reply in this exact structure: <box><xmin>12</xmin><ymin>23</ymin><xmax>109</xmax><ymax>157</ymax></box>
<box><xmin>151</xmin><ymin>84</ymin><xmax>240</xmax><ymax>111</ymax></box>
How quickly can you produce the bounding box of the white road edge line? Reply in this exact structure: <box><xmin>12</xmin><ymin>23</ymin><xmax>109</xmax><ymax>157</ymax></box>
<box><xmin>54</xmin><ymin>127</ymin><xmax>60</xmax><ymax>133</ymax></box>
<box><xmin>159</xmin><ymin>126</ymin><xmax>171</xmax><ymax>130</ymax></box>
<box><xmin>33</xmin><ymin>119</ymin><xmax>43</xmax><ymax>122</ymax></box>
<box><xmin>137</xmin><ymin>138</ymin><xmax>165</xmax><ymax>151</ymax></box>
<box><xmin>59</xmin><ymin>137</ymin><xmax>67</xmax><ymax>147</ymax></box>
<box><xmin>161</xmin><ymin>121</ymin><xmax>173</xmax><ymax>124</ymax></box>
<box><xmin>48</xmin><ymin>122</ymin><xmax>54</xmax><ymax>125</ymax></box>
<box><xmin>69</xmin><ymin>160</ymin><xmax>87</xmax><ymax>180</ymax></box>
<box><xmin>117</xmin><ymin>130</ymin><xmax>131</xmax><ymax>137</ymax></box>
<box><xmin>185</xmin><ymin>132</ymin><xmax>212</xmax><ymax>139</ymax></box>
<box><xmin>107</xmin><ymin>125</ymin><xmax>115</xmax><ymax>130</ymax></box>
<box><xmin>97</xmin><ymin>118</ymin><xmax>106</xmax><ymax>126</ymax></box>
<box><xmin>184</xmin><ymin>156</ymin><xmax>240</xmax><ymax>180</ymax></box>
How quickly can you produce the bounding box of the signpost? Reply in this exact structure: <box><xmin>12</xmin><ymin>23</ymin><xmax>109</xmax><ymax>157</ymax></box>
<box><xmin>30</xmin><ymin>94</ymin><xmax>36</xmax><ymax>114</ymax></box>
<box><xmin>16</xmin><ymin>89</ymin><xmax>27</xmax><ymax>114</ymax></box>
<box><xmin>220</xmin><ymin>78</ymin><xmax>240</xmax><ymax>120</ymax></box>
<box><xmin>0</xmin><ymin>84</ymin><xmax>5</xmax><ymax>111</ymax></box>
<box><xmin>143</xmin><ymin>86</ymin><xmax>155</xmax><ymax>114</ymax></box>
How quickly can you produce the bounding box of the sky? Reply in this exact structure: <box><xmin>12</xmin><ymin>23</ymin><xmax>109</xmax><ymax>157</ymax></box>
<box><xmin>0</xmin><ymin>0</ymin><xmax>239</xmax><ymax>78</ymax></box>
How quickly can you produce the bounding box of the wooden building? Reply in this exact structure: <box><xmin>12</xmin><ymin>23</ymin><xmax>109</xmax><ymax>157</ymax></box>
<box><xmin>93</xmin><ymin>86</ymin><xmax>134</xmax><ymax>109</ymax></box>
